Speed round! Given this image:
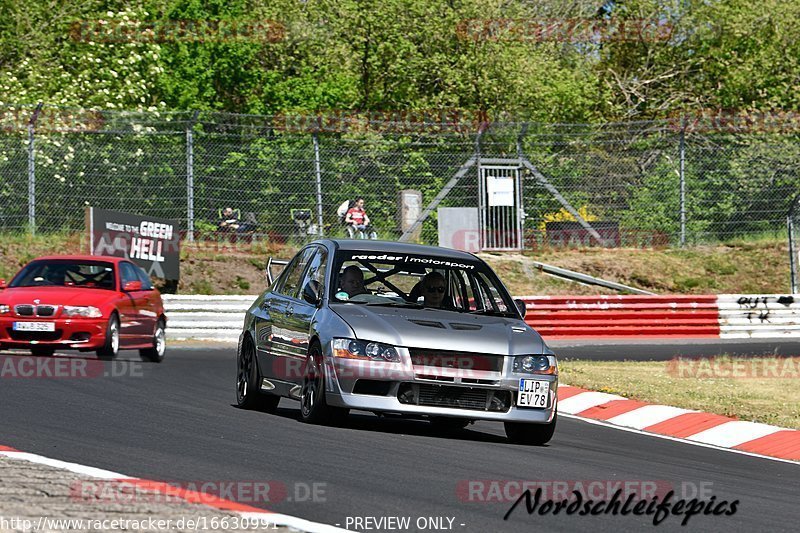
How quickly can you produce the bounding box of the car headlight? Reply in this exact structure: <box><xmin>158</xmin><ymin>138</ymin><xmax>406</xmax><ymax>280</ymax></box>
<box><xmin>62</xmin><ymin>306</ymin><xmax>103</xmax><ymax>318</ymax></box>
<box><xmin>333</xmin><ymin>338</ymin><xmax>400</xmax><ymax>362</ymax></box>
<box><xmin>0</xmin><ymin>304</ymin><xmax>9</xmax><ymax>314</ymax></box>
<box><xmin>513</xmin><ymin>355</ymin><xmax>557</xmax><ymax>375</ymax></box>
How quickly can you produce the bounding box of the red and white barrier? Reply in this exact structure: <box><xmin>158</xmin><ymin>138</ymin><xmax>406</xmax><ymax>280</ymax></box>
<box><xmin>163</xmin><ymin>294</ymin><xmax>800</xmax><ymax>341</ymax></box>
<box><xmin>557</xmin><ymin>386</ymin><xmax>800</xmax><ymax>462</ymax></box>
<box><xmin>521</xmin><ymin>295</ymin><xmax>721</xmax><ymax>339</ymax></box>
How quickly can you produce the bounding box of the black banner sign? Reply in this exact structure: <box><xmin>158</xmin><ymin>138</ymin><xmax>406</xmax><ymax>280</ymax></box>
<box><xmin>88</xmin><ymin>208</ymin><xmax>180</xmax><ymax>280</ymax></box>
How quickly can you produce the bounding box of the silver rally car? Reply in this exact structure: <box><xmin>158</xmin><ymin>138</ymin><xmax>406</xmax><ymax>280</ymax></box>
<box><xmin>236</xmin><ymin>240</ymin><xmax>558</xmax><ymax>445</ymax></box>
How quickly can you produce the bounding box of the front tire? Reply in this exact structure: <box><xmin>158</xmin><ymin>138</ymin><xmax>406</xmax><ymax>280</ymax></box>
<box><xmin>300</xmin><ymin>343</ymin><xmax>348</xmax><ymax>425</ymax></box>
<box><xmin>140</xmin><ymin>319</ymin><xmax>166</xmax><ymax>362</ymax></box>
<box><xmin>97</xmin><ymin>313</ymin><xmax>120</xmax><ymax>360</ymax></box>
<box><xmin>504</xmin><ymin>413</ymin><xmax>557</xmax><ymax>445</ymax></box>
<box><xmin>236</xmin><ymin>337</ymin><xmax>279</xmax><ymax>412</ymax></box>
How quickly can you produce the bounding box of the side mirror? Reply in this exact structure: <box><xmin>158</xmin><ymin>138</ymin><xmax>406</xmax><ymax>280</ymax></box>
<box><xmin>514</xmin><ymin>298</ymin><xmax>527</xmax><ymax>318</ymax></box>
<box><xmin>302</xmin><ymin>281</ymin><xmax>321</xmax><ymax>306</ymax></box>
<box><xmin>0</xmin><ymin>279</ymin><xmax>6</xmax><ymax>290</ymax></box>
<box><xmin>123</xmin><ymin>280</ymin><xmax>143</xmax><ymax>292</ymax></box>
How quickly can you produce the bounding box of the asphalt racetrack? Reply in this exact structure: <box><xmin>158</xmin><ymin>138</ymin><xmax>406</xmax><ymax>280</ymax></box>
<box><xmin>1</xmin><ymin>344</ymin><xmax>798</xmax><ymax>532</ymax></box>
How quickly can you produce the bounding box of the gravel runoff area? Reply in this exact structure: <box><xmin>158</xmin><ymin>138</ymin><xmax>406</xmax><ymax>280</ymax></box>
<box><xmin>0</xmin><ymin>455</ymin><xmax>295</xmax><ymax>533</ymax></box>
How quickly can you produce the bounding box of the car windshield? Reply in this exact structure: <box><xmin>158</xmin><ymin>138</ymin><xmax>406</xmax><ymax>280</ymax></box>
<box><xmin>9</xmin><ymin>260</ymin><xmax>116</xmax><ymax>290</ymax></box>
<box><xmin>330</xmin><ymin>250</ymin><xmax>517</xmax><ymax>316</ymax></box>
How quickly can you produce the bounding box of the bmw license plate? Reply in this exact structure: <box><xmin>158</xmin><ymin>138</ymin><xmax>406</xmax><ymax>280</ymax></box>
<box><xmin>517</xmin><ymin>379</ymin><xmax>550</xmax><ymax>408</ymax></box>
<box><xmin>13</xmin><ymin>322</ymin><xmax>55</xmax><ymax>332</ymax></box>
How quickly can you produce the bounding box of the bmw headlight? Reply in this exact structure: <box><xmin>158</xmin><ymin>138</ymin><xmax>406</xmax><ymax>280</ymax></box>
<box><xmin>513</xmin><ymin>355</ymin><xmax>557</xmax><ymax>375</ymax></box>
<box><xmin>0</xmin><ymin>304</ymin><xmax>9</xmax><ymax>314</ymax></box>
<box><xmin>62</xmin><ymin>306</ymin><xmax>103</xmax><ymax>318</ymax></box>
<box><xmin>333</xmin><ymin>339</ymin><xmax>400</xmax><ymax>362</ymax></box>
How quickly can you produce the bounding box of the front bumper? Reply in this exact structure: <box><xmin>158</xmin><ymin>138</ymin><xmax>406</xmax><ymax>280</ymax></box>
<box><xmin>0</xmin><ymin>317</ymin><xmax>107</xmax><ymax>350</ymax></box>
<box><xmin>324</xmin><ymin>350</ymin><xmax>558</xmax><ymax>424</ymax></box>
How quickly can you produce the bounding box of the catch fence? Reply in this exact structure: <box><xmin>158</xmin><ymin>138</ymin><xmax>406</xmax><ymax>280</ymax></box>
<box><xmin>1</xmin><ymin>105</ymin><xmax>798</xmax><ymax>250</ymax></box>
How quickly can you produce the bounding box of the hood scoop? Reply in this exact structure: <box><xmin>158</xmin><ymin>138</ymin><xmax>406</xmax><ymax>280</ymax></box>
<box><xmin>409</xmin><ymin>319</ymin><xmax>446</xmax><ymax>329</ymax></box>
<box><xmin>449</xmin><ymin>323</ymin><xmax>482</xmax><ymax>331</ymax></box>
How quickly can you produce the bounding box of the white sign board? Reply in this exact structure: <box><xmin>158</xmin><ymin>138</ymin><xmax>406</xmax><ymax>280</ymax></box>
<box><xmin>486</xmin><ymin>175</ymin><xmax>515</xmax><ymax>206</ymax></box>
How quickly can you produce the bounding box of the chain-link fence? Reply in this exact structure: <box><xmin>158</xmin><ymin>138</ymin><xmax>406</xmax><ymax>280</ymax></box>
<box><xmin>790</xmin><ymin>195</ymin><xmax>800</xmax><ymax>293</ymax></box>
<box><xmin>1</xmin><ymin>104</ymin><xmax>799</xmax><ymax>248</ymax></box>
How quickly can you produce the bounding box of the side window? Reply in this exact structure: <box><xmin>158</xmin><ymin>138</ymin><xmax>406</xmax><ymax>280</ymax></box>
<box><xmin>472</xmin><ymin>272</ymin><xmax>509</xmax><ymax>312</ymax></box>
<box><xmin>120</xmin><ymin>262</ymin><xmax>139</xmax><ymax>287</ymax></box>
<box><xmin>451</xmin><ymin>270</ymin><xmax>478</xmax><ymax>311</ymax></box>
<box><xmin>276</xmin><ymin>248</ymin><xmax>316</xmax><ymax>299</ymax></box>
<box><xmin>299</xmin><ymin>248</ymin><xmax>327</xmax><ymax>303</ymax></box>
<box><xmin>135</xmin><ymin>265</ymin><xmax>154</xmax><ymax>290</ymax></box>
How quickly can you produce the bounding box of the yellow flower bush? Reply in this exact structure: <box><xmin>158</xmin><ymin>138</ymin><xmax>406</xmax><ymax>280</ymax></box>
<box><xmin>537</xmin><ymin>205</ymin><xmax>598</xmax><ymax>233</ymax></box>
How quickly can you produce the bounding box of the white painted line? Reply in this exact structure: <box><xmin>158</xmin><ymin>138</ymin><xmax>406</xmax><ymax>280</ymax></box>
<box><xmin>560</xmin><ymin>413</ymin><xmax>800</xmax><ymax>466</ymax></box>
<box><xmin>240</xmin><ymin>512</ymin><xmax>352</xmax><ymax>533</ymax></box>
<box><xmin>557</xmin><ymin>392</ymin><xmax>625</xmax><ymax>414</ymax></box>
<box><xmin>606</xmin><ymin>405</ymin><xmax>695</xmax><ymax>429</ymax></box>
<box><xmin>1</xmin><ymin>449</ymin><xmax>353</xmax><ymax>532</ymax></box>
<box><xmin>686</xmin><ymin>421</ymin><xmax>785</xmax><ymax>448</ymax></box>
<box><xmin>0</xmin><ymin>451</ymin><xmax>127</xmax><ymax>479</ymax></box>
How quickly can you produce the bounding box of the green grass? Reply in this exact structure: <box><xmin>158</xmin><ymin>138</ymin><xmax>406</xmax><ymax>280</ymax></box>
<box><xmin>0</xmin><ymin>231</ymin><xmax>84</xmax><ymax>279</ymax></box>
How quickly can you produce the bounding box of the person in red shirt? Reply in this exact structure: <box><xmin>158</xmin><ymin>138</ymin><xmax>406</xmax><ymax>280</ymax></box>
<box><xmin>345</xmin><ymin>197</ymin><xmax>370</xmax><ymax>233</ymax></box>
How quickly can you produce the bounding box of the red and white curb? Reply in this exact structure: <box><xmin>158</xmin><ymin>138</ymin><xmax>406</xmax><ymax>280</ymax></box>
<box><xmin>0</xmin><ymin>445</ymin><xmax>349</xmax><ymax>533</ymax></box>
<box><xmin>557</xmin><ymin>386</ymin><xmax>800</xmax><ymax>462</ymax></box>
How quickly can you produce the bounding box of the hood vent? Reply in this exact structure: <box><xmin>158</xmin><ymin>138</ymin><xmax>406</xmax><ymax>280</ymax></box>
<box><xmin>409</xmin><ymin>319</ymin><xmax>446</xmax><ymax>329</ymax></box>
<box><xmin>450</xmin><ymin>323</ymin><xmax>482</xmax><ymax>331</ymax></box>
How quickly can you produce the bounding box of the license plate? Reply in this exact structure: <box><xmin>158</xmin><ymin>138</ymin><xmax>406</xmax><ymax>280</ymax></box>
<box><xmin>517</xmin><ymin>379</ymin><xmax>550</xmax><ymax>408</ymax></box>
<box><xmin>13</xmin><ymin>322</ymin><xmax>55</xmax><ymax>332</ymax></box>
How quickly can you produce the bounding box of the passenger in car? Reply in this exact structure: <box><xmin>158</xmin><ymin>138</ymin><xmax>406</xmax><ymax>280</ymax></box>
<box><xmin>421</xmin><ymin>271</ymin><xmax>448</xmax><ymax>308</ymax></box>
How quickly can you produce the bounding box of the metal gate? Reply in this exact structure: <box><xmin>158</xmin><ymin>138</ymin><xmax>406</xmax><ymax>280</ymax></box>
<box><xmin>479</xmin><ymin>163</ymin><xmax>523</xmax><ymax>251</ymax></box>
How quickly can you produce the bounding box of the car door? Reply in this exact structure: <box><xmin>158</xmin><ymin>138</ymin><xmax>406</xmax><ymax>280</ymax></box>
<box><xmin>134</xmin><ymin>265</ymin><xmax>159</xmax><ymax>335</ymax></box>
<box><xmin>283</xmin><ymin>246</ymin><xmax>328</xmax><ymax>388</ymax></box>
<box><xmin>118</xmin><ymin>261</ymin><xmax>150</xmax><ymax>341</ymax></box>
<box><xmin>256</xmin><ymin>247</ymin><xmax>316</xmax><ymax>390</ymax></box>
<box><xmin>254</xmin><ymin>252</ymin><xmax>302</xmax><ymax>360</ymax></box>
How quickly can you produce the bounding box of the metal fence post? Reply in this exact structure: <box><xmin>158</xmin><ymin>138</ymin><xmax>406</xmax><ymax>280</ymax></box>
<box><xmin>186</xmin><ymin>110</ymin><xmax>199</xmax><ymax>241</ymax></box>
<box><xmin>476</xmin><ymin>127</ymin><xmax>484</xmax><ymax>250</ymax></box>
<box><xmin>679</xmin><ymin>117</ymin><xmax>686</xmax><ymax>247</ymax></box>
<box><xmin>27</xmin><ymin>103</ymin><xmax>43</xmax><ymax>235</ymax></box>
<box><xmin>313</xmin><ymin>132</ymin><xmax>324</xmax><ymax>237</ymax></box>
<box><xmin>789</xmin><ymin>215</ymin><xmax>797</xmax><ymax>294</ymax></box>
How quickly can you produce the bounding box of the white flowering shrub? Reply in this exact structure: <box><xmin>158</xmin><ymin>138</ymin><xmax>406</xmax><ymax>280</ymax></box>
<box><xmin>0</xmin><ymin>8</ymin><xmax>166</xmax><ymax>111</ymax></box>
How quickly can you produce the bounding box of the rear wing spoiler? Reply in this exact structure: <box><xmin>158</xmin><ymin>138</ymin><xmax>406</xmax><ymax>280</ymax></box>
<box><xmin>265</xmin><ymin>257</ymin><xmax>290</xmax><ymax>286</ymax></box>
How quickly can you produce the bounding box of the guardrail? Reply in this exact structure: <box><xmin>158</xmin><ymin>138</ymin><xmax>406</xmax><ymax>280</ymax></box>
<box><xmin>165</xmin><ymin>295</ymin><xmax>254</xmax><ymax>342</ymax></box>
<box><xmin>529</xmin><ymin>262</ymin><xmax>655</xmax><ymax>295</ymax></box>
<box><xmin>164</xmin><ymin>294</ymin><xmax>800</xmax><ymax>341</ymax></box>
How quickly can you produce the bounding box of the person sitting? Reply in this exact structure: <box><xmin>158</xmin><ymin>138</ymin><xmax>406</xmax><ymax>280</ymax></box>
<box><xmin>218</xmin><ymin>207</ymin><xmax>256</xmax><ymax>234</ymax></box>
<box><xmin>339</xmin><ymin>265</ymin><xmax>368</xmax><ymax>297</ymax></box>
<box><xmin>421</xmin><ymin>271</ymin><xmax>449</xmax><ymax>308</ymax></box>
<box><xmin>43</xmin><ymin>264</ymin><xmax>68</xmax><ymax>286</ymax></box>
<box><xmin>218</xmin><ymin>207</ymin><xmax>242</xmax><ymax>233</ymax></box>
<box><xmin>344</xmin><ymin>198</ymin><xmax>377</xmax><ymax>239</ymax></box>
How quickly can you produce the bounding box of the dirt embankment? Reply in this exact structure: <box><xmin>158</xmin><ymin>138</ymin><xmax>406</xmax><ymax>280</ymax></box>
<box><xmin>0</xmin><ymin>234</ymin><xmax>791</xmax><ymax>296</ymax></box>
